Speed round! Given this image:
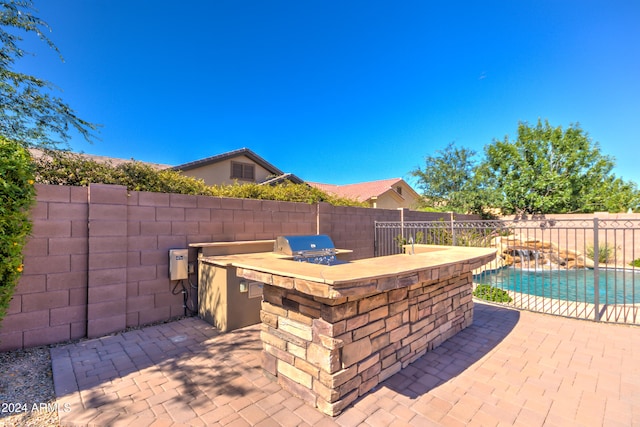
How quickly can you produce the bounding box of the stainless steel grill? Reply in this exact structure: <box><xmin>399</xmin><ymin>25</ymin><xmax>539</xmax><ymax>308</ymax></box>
<box><xmin>274</xmin><ymin>235</ymin><xmax>342</xmax><ymax>265</ymax></box>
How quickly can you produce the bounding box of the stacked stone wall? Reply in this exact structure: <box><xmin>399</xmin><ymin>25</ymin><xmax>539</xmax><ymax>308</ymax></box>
<box><xmin>259</xmin><ymin>271</ymin><xmax>474</xmax><ymax>416</ymax></box>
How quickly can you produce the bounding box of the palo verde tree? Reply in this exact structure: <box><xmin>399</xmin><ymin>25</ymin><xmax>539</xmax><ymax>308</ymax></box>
<box><xmin>480</xmin><ymin>119</ymin><xmax>639</xmax><ymax>216</ymax></box>
<box><xmin>1</xmin><ymin>0</ymin><xmax>98</xmax><ymax>148</ymax></box>
<box><xmin>0</xmin><ymin>1</ymin><xmax>96</xmax><ymax>329</ymax></box>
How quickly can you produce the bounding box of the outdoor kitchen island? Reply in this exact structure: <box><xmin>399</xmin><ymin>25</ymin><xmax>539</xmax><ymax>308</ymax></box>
<box><xmin>232</xmin><ymin>244</ymin><xmax>496</xmax><ymax>416</ymax></box>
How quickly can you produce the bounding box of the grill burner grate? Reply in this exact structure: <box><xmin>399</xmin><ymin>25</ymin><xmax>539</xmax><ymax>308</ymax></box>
<box><xmin>274</xmin><ymin>235</ymin><xmax>343</xmax><ymax>266</ymax></box>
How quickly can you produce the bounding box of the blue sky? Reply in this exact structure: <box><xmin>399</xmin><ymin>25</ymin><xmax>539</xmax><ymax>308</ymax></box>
<box><xmin>18</xmin><ymin>0</ymin><xmax>640</xmax><ymax>186</ymax></box>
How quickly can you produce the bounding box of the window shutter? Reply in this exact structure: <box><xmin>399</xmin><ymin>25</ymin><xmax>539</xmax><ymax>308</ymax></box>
<box><xmin>231</xmin><ymin>161</ymin><xmax>256</xmax><ymax>181</ymax></box>
<box><xmin>231</xmin><ymin>162</ymin><xmax>243</xmax><ymax>179</ymax></box>
<box><xmin>244</xmin><ymin>164</ymin><xmax>255</xmax><ymax>180</ymax></box>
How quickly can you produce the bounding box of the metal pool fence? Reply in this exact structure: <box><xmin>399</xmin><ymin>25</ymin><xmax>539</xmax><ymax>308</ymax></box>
<box><xmin>374</xmin><ymin>218</ymin><xmax>640</xmax><ymax>324</ymax></box>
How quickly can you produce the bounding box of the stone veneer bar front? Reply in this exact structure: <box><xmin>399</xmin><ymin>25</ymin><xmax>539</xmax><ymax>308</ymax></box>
<box><xmin>233</xmin><ymin>245</ymin><xmax>496</xmax><ymax>416</ymax></box>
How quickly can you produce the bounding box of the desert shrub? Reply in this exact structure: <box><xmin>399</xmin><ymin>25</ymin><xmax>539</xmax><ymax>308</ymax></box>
<box><xmin>118</xmin><ymin>162</ymin><xmax>216</xmax><ymax>195</ymax></box>
<box><xmin>211</xmin><ymin>181</ymin><xmax>364</xmax><ymax>206</ymax></box>
<box><xmin>586</xmin><ymin>243</ymin><xmax>615</xmax><ymax>264</ymax></box>
<box><xmin>473</xmin><ymin>284</ymin><xmax>513</xmax><ymax>303</ymax></box>
<box><xmin>394</xmin><ymin>231</ymin><xmax>425</xmax><ymax>248</ymax></box>
<box><xmin>32</xmin><ymin>149</ymin><xmax>120</xmax><ymax>186</ymax></box>
<box><xmin>0</xmin><ymin>137</ymin><xmax>36</xmax><ymax>326</ymax></box>
<box><xmin>630</xmin><ymin>259</ymin><xmax>640</xmax><ymax>268</ymax></box>
<box><xmin>425</xmin><ymin>226</ymin><xmax>453</xmax><ymax>245</ymax></box>
<box><xmin>454</xmin><ymin>227</ymin><xmax>494</xmax><ymax>247</ymax></box>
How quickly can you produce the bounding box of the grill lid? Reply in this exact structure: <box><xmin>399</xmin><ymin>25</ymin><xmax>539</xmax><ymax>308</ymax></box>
<box><xmin>274</xmin><ymin>234</ymin><xmax>336</xmax><ymax>257</ymax></box>
<box><xmin>275</xmin><ymin>235</ymin><xmax>346</xmax><ymax>266</ymax></box>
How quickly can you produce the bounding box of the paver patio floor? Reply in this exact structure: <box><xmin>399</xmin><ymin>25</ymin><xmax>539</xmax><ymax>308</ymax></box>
<box><xmin>51</xmin><ymin>302</ymin><xmax>640</xmax><ymax>426</ymax></box>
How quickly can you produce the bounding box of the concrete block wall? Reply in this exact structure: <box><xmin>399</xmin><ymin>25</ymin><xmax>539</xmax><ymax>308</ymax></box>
<box><xmin>0</xmin><ymin>185</ymin><xmax>89</xmax><ymax>351</ymax></box>
<box><xmin>1</xmin><ymin>183</ymin><xmax>475</xmax><ymax>351</ymax></box>
<box><xmin>318</xmin><ymin>204</ymin><xmax>399</xmax><ymax>260</ymax></box>
<box><xmin>87</xmin><ymin>184</ymin><xmax>130</xmax><ymax>338</ymax></box>
<box><xmin>123</xmin><ymin>189</ymin><xmax>317</xmax><ymax>333</ymax></box>
<box><xmin>0</xmin><ymin>184</ymin><xmax>319</xmax><ymax>350</ymax></box>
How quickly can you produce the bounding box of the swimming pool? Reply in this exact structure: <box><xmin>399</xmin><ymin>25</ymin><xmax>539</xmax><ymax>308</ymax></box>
<box><xmin>474</xmin><ymin>268</ymin><xmax>640</xmax><ymax>304</ymax></box>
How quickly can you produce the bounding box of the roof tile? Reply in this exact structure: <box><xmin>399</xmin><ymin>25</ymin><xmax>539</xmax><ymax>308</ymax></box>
<box><xmin>308</xmin><ymin>178</ymin><xmax>407</xmax><ymax>202</ymax></box>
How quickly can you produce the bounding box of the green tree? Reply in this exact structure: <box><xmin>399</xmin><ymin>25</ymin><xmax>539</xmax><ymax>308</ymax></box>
<box><xmin>481</xmin><ymin>119</ymin><xmax>639</xmax><ymax>215</ymax></box>
<box><xmin>1</xmin><ymin>0</ymin><xmax>98</xmax><ymax>148</ymax></box>
<box><xmin>410</xmin><ymin>142</ymin><xmax>494</xmax><ymax>215</ymax></box>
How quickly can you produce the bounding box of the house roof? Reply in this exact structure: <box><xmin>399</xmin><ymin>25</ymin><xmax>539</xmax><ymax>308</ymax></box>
<box><xmin>172</xmin><ymin>148</ymin><xmax>280</xmax><ymax>174</ymax></box>
<box><xmin>172</xmin><ymin>147</ymin><xmax>304</xmax><ymax>184</ymax></box>
<box><xmin>308</xmin><ymin>178</ymin><xmax>420</xmax><ymax>202</ymax></box>
<box><xmin>259</xmin><ymin>173</ymin><xmax>305</xmax><ymax>186</ymax></box>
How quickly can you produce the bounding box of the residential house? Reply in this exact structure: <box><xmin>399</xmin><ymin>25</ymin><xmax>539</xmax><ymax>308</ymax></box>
<box><xmin>308</xmin><ymin>178</ymin><xmax>421</xmax><ymax>209</ymax></box>
<box><xmin>31</xmin><ymin>148</ymin><xmax>419</xmax><ymax>211</ymax></box>
<box><xmin>30</xmin><ymin>147</ymin><xmax>301</xmax><ymax>187</ymax></box>
<box><xmin>172</xmin><ymin>148</ymin><xmax>303</xmax><ymax>186</ymax></box>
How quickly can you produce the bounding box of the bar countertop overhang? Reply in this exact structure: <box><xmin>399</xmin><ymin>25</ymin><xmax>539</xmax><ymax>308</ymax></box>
<box><xmin>199</xmin><ymin>245</ymin><xmax>496</xmax><ymax>298</ymax></box>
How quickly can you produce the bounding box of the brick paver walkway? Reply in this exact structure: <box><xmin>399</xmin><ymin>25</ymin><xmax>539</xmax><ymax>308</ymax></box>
<box><xmin>51</xmin><ymin>302</ymin><xmax>640</xmax><ymax>426</ymax></box>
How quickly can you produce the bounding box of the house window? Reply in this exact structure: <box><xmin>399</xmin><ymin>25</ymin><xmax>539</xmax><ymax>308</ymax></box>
<box><xmin>395</xmin><ymin>186</ymin><xmax>402</xmax><ymax>196</ymax></box>
<box><xmin>231</xmin><ymin>161</ymin><xmax>255</xmax><ymax>181</ymax></box>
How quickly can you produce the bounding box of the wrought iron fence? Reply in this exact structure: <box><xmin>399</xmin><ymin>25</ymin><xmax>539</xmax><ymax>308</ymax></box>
<box><xmin>374</xmin><ymin>218</ymin><xmax>640</xmax><ymax>324</ymax></box>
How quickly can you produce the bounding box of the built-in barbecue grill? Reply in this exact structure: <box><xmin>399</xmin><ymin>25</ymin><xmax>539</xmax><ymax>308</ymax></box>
<box><xmin>274</xmin><ymin>235</ymin><xmax>342</xmax><ymax>265</ymax></box>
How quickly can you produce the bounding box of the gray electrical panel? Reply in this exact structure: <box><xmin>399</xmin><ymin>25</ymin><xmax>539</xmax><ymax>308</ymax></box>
<box><xmin>169</xmin><ymin>249</ymin><xmax>188</xmax><ymax>280</ymax></box>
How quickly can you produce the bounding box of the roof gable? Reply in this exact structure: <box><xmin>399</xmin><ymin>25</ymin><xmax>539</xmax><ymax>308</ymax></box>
<box><xmin>172</xmin><ymin>148</ymin><xmax>284</xmax><ymax>175</ymax></box>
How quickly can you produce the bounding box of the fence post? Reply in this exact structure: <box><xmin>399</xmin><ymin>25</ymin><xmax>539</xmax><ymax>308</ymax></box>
<box><xmin>593</xmin><ymin>218</ymin><xmax>600</xmax><ymax>322</ymax></box>
<box><xmin>374</xmin><ymin>221</ymin><xmax>378</xmax><ymax>257</ymax></box>
<box><xmin>450</xmin><ymin>212</ymin><xmax>456</xmax><ymax>246</ymax></box>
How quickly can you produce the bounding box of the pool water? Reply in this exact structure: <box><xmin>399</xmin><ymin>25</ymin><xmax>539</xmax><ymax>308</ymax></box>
<box><xmin>474</xmin><ymin>268</ymin><xmax>640</xmax><ymax>304</ymax></box>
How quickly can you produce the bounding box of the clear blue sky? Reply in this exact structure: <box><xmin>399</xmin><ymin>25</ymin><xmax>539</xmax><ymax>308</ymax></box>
<box><xmin>18</xmin><ymin>0</ymin><xmax>640</xmax><ymax>186</ymax></box>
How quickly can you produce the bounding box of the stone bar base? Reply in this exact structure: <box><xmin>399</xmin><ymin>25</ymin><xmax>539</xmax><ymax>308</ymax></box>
<box><xmin>259</xmin><ymin>271</ymin><xmax>474</xmax><ymax>416</ymax></box>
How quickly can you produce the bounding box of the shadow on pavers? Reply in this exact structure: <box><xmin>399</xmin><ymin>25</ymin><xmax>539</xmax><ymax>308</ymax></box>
<box><xmin>378</xmin><ymin>302</ymin><xmax>520</xmax><ymax>399</ymax></box>
<box><xmin>51</xmin><ymin>317</ymin><xmax>262</xmax><ymax>420</ymax></box>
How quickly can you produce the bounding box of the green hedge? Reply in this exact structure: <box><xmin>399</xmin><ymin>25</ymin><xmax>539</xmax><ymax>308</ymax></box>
<box><xmin>32</xmin><ymin>150</ymin><xmax>365</xmax><ymax>206</ymax></box>
<box><xmin>473</xmin><ymin>284</ymin><xmax>513</xmax><ymax>303</ymax></box>
<box><xmin>0</xmin><ymin>137</ymin><xmax>36</xmax><ymax>325</ymax></box>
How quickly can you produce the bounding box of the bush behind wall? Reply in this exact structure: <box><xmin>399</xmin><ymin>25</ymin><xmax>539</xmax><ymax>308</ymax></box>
<box><xmin>32</xmin><ymin>150</ymin><xmax>365</xmax><ymax>206</ymax></box>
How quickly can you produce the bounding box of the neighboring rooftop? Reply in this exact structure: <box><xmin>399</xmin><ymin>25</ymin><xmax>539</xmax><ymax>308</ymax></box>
<box><xmin>308</xmin><ymin>178</ymin><xmax>421</xmax><ymax>209</ymax></box>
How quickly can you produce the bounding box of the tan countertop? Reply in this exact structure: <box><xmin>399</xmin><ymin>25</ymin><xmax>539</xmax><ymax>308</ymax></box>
<box><xmin>200</xmin><ymin>245</ymin><xmax>496</xmax><ymax>286</ymax></box>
